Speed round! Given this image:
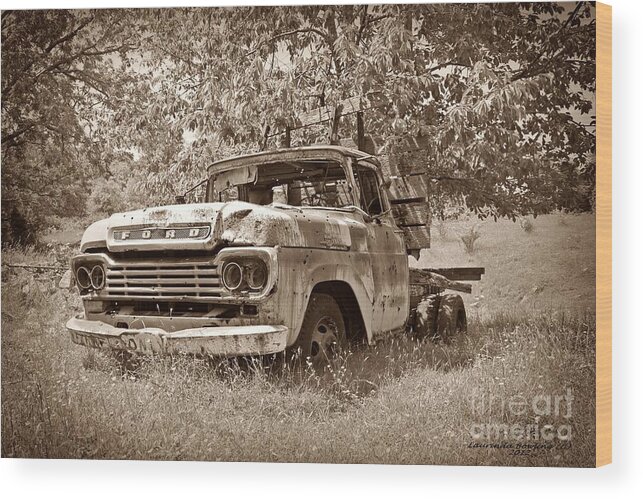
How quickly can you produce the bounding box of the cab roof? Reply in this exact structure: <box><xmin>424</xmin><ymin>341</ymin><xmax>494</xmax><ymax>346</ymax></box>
<box><xmin>207</xmin><ymin>145</ymin><xmax>380</xmax><ymax>174</ymax></box>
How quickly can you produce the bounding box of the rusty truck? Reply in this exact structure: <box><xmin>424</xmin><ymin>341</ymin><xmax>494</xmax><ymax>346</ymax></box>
<box><xmin>66</xmin><ymin>141</ymin><xmax>484</xmax><ymax>365</ymax></box>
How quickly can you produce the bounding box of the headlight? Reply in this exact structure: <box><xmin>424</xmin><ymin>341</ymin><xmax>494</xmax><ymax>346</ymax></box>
<box><xmin>76</xmin><ymin>266</ymin><xmax>92</xmax><ymax>290</ymax></box>
<box><xmin>221</xmin><ymin>257</ymin><xmax>269</xmax><ymax>293</ymax></box>
<box><xmin>222</xmin><ymin>261</ymin><xmax>243</xmax><ymax>291</ymax></box>
<box><xmin>90</xmin><ymin>265</ymin><xmax>105</xmax><ymax>290</ymax></box>
<box><xmin>246</xmin><ymin>260</ymin><xmax>268</xmax><ymax>290</ymax></box>
<box><xmin>74</xmin><ymin>263</ymin><xmax>106</xmax><ymax>292</ymax></box>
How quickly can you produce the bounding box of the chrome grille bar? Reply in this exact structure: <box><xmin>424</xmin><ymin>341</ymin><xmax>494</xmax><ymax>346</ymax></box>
<box><xmin>103</xmin><ymin>260</ymin><xmax>223</xmax><ymax>300</ymax></box>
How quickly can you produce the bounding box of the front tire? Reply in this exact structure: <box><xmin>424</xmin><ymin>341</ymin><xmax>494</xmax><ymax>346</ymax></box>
<box><xmin>292</xmin><ymin>293</ymin><xmax>347</xmax><ymax>366</ymax></box>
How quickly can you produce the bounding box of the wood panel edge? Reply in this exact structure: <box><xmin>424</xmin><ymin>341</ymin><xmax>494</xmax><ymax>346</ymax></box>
<box><xmin>595</xmin><ymin>1</ymin><xmax>612</xmax><ymax>468</ymax></box>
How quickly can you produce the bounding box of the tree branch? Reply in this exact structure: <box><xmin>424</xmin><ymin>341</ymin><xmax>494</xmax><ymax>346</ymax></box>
<box><xmin>428</xmin><ymin>61</ymin><xmax>472</xmax><ymax>73</ymax></box>
<box><xmin>1</xmin><ymin>123</ymin><xmax>35</xmax><ymax>145</ymax></box>
<box><xmin>44</xmin><ymin>15</ymin><xmax>95</xmax><ymax>54</ymax></box>
<box><xmin>240</xmin><ymin>27</ymin><xmax>329</xmax><ymax>60</ymax></box>
<box><xmin>356</xmin><ymin>5</ymin><xmax>369</xmax><ymax>47</ymax></box>
<box><xmin>511</xmin><ymin>1</ymin><xmax>587</xmax><ymax>82</ymax></box>
<box><xmin>54</xmin><ymin>69</ymin><xmax>111</xmax><ymax>98</ymax></box>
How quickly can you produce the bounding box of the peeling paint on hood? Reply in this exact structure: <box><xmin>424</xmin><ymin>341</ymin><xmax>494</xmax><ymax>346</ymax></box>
<box><xmin>105</xmin><ymin>203</ymin><xmax>224</xmax><ymax>252</ymax></box>
<box><xmin>81</xmin><ymin>201</ymin><xmax>369</xmax><ymax>253</ymax></box>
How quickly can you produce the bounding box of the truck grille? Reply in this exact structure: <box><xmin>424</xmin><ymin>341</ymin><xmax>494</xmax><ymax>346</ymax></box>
<box><xmin>104</xmin><ymin>260</ymin><xmax>222</xmax><ymax>301</ymax></box>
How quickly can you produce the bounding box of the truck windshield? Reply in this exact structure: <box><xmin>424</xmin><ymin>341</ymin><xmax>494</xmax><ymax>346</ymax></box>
<box><xmin>208</xmin><ymin>160</ymin><xmax>354</xmax><ymax>208</ymax></box>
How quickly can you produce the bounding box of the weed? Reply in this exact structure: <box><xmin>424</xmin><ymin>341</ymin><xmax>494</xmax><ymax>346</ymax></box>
<box><xmin>436</xmin><ymin>219</ymin><xmax>449</xmax><ymax>239</ymax></box>
<box><xmin>520</xmin><ymin>217</ymin><xmax>535</xmax><ymax>233</ymax></box>
<box><xmin>460</xmin><ymin>225</ymin><xmax>481</xmax><ymax>254</ymax></box>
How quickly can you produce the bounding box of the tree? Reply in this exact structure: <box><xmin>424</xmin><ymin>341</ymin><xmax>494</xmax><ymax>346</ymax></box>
<box><xmin>1</xmin><ymin>4</ymin><xmax>597</xmax><ymax>245</ymax></box>
<box><xmin>142</xmin><ymin>2</ymin><xmax>596</xmax><ymax>219</ymax></box>
<box><xmin>1</xmin><ymin>9</ymin><xmax>140</xmax><ymax>243</ymax></box>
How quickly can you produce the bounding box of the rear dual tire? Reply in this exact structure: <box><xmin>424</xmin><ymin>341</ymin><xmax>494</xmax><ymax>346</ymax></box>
<box><xmin>415</xmin><ymin>293</ymin><xmax>467</xmax><ymax>343</ymax></box>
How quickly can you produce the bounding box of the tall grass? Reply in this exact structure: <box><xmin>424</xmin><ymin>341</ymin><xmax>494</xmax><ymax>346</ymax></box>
<box><xmin>2</xmin><ymin>244</ymin><xmax>596</xmax><ymax>466</ymax></box>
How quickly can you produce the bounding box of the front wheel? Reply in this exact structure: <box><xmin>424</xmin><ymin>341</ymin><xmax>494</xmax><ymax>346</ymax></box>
<box><xmin>292</xmin><ymin>293</ymin><xmax>347</xmax><ymax>366</ymax></box>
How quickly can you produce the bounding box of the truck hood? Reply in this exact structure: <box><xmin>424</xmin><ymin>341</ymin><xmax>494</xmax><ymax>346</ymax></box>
<box><xmin>80</xmin><ymin>201</ymin><xmax>369</xmax><ymax>253</ymax></box>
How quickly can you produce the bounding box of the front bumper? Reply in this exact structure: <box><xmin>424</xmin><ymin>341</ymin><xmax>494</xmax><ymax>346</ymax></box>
<box><xmin>66</xmin><ymin>316</ymin><xmax>289</xmax><ymax>356</ymax></box>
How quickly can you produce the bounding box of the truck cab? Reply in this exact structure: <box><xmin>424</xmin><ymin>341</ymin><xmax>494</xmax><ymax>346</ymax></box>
<box><xmin>67</xmin><ymin>146</ymin><xmax>414</xmax><ymax>364</ymax></box>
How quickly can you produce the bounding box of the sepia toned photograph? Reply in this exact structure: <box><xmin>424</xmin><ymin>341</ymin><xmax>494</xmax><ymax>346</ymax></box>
<box><xmin>1</xmin><ymin>1</ymin><xmax>606</xmax><ymax>467</ymax></box>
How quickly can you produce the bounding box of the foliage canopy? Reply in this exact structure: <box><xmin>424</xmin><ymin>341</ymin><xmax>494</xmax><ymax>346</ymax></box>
<box><xmin>1</xmin><ymin>3</ymin><xmax>596</xmax><ymax>243</ymax></box>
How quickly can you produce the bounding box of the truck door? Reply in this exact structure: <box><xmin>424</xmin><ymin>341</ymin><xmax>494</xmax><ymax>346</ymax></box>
<box><xmin>352</xmin><ymin>161</ymin><xmax>409</xmax><ymax>337</ymax></box>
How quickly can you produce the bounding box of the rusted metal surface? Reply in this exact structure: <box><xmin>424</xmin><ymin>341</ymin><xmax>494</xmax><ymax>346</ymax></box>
<box><xmin>73</xmin><ymin>247</ymin><xmax>278</xmax><ymax>303</ymax></box>
<box><xmin>72</xmin><ymin>210</ymin><xmax>408</xmax><ymax>348</ymax></box>
<box><xmin>399</xmin><ymin>226</ymin><xmax>431</xmax><ymax>252</ymax></box>
<box><xmin>69</xmin><ymin>145</ymin><xmax>480</xmax><ymax>358</ymax></box>
<box><xmin>409</xmin><ymin>268</ymin><xmax>472</xmax><ymax>294</ymax></box>
<box><xmin>390</xmin><ymin>203</ymin><xmax>430</xmax><ymax>226</ymax></box>
<box><xmin>67</xmin><ymin>316</ymin><xmax>288</xmax><ymax>356</ymax></box>
<box><xmin>220</xmin><ymin>202</ymin><xmax>355</xmax><ymax>249</ymax></box>
<box><xmin>83</xmin><ymin>200</ymin><xmax>371</xmax><ymax>254</ymax></box>
<box><xmin>428</xmin><ymin>267</ymin><xmax>485</xmax><ymax>282</ymax></box>
<box><xmin>208</xmin><ymin>145</ymin><xmax>373</xmax><ymax>175</ymax></box>
<box><xmin>70</xmin><ymin>242</ymin><xmax>407</xmax><ymax>348</ymax></box>
<box><xmin>349</xmin><ymin>134</ymin><xmax>432</xmax><ymax>251</ymax></box>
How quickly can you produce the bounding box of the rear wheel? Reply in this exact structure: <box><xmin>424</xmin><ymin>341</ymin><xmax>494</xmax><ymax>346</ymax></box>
<box><xmin>413</xmin><ymin>294</ymin><xmax>441</xmax><ymax>340</ymax></box>
<box><xmin>292</xmin><ymin>293</ymin><xmax>347</xmax><ymax>366</ymax></box>
<box><xmin>436</xmin><ymin>293</ymin><xmax>467</xmax><ymax>343</ymax></box>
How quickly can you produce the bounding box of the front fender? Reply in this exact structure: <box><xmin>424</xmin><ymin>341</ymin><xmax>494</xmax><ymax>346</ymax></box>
<box><xmin>275</xmin><ymin>247</ymin><xmax>374</xmax><ymax>345</ymax></box>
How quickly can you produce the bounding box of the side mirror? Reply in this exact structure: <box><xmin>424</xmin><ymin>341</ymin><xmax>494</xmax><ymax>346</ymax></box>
<box><xmin>381</xmin><ymin>178</ymin><xmax>392</xmax><ymax>190</ymax></box>
<box><xmin>175</xmin><ymin>195</ymin><xmax>186</xmax><ymax>205</ymax></box>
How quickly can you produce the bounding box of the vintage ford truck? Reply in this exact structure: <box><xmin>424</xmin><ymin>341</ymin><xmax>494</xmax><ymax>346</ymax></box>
<box><xmin>66</xmin><ymin>145</ymin><xmax>483</xmax><ymax>364</ymax></box>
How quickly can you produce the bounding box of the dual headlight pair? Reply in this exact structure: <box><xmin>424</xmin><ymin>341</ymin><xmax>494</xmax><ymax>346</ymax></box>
<box><xmin>73</xmin><ymin>252</ymin><xmax>272</xmax><ymax>295</ymax></box>
<box><xmin>221</xmin><ymin>257</ymin><xmax>268</xmax><ymax>293</ymax></box>
<box><xmin>75</xmin><ymin>264</ymin><xmax>105</xmax><ymax>291</ymax></box>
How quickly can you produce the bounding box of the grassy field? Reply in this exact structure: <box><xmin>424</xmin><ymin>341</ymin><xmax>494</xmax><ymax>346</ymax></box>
<box><xmin>1</xmin><ymin>213</ymin><xmax>596</xmax><ymax>466</ymax></box>
<box><xmin>418</xmin><ymin>212</ymin><xmax>596</xmax><ymax>317</ymax></box>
